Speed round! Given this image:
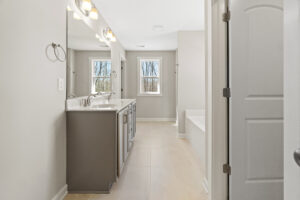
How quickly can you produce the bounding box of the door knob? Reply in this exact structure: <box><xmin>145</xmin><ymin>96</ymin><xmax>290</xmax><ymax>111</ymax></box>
<box><xmin>294</xmin><ymin>148</ymin><xmax>300</xmax><ymax>167</ymax></box>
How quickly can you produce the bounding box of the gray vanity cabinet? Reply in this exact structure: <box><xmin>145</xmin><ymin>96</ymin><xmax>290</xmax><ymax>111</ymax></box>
<box><xmin>67</xmin><ymin>111</ymin><xmax>118</xmax><ymax>193</ymax></box>
<box><xmin>67</xmin><ymin>101</ymin><xmax>137</xmax><ymax>193</ymax></box>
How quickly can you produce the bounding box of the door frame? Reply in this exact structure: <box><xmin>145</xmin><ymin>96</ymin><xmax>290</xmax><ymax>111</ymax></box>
<box><xmin>205</xmin><ymin>0</ymin><xmax>228</xmax><ymax>200</ymax></box>
<box><xmin>120</xmin><ymin>53</ymin><xmax>127</xmax><ymax>98</ymax></box>
<box><xmin>283</xmin><ymin>0</ymin><xmax>300</xmax><ymax>199</ymax></box>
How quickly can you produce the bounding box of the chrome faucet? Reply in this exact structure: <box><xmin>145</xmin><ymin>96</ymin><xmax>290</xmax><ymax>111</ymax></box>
<box><xmin>98</xmin><ymin>92</ymin><xmax>115</xmax><ymax>101</ymax></box>
<box><xmin>86</xmin><ymin>94</ymin><xmax>97</xmax><ymax>106</ymax></box>
<box><xmin>107</xmin><ymin>92</ymin><xmax>115</xmax><ymax>101</ymax></box>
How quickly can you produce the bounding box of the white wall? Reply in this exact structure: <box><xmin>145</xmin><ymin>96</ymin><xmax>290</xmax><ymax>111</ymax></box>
<box><xmin>0</xmin><ymin>0</ymin><xmax>67</xmax><ymax>200</ymax></box>
<box><xmin>177</xmin><ymin>31</ymin><xmax>205</xmax><ymax>133</ymax></box>
<box><xmin>125</xmin><ymin>51</ymin><xmax>177</xmax><ymax>119</ymax></box>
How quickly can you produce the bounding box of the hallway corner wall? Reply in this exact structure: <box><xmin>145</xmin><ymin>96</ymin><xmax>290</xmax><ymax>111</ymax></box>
<box><xmin>177</xmin><ymin>31</ymin><xmax>206</xmax><ymax>133</ymax></box>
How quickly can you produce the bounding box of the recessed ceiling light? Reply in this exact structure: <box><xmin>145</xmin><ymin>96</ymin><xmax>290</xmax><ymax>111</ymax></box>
<box><xmin>152</xmin><ymin>25</ymin><xmax>164</xmax><ymax>32</ymax></box>
<box><xmin>99</xmin><ymin>44</ymin><xmax>109</xmax><ymax>48</ymax></box>
<box><xmin>136</xmin><ymin>44</ymin><xmax>146</xmax><ymax>48</ymax></box>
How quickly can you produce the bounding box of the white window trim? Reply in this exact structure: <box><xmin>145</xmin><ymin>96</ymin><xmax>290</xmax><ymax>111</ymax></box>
<box><xmin>137</xmin><ymin>57</ymin><xmax>163</xmax><ymax>97</ymax></box>
<box><xmin>89</xmin><ymin>57</ymin><xmax>112</xmax><ymax>94</ymax></box>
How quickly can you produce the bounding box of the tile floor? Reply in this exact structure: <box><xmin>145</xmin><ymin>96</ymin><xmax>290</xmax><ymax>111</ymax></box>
<box><xmin>64</xmin><ymin>122</ymin><xmax>208</xmax><ymax>200</ymax></box>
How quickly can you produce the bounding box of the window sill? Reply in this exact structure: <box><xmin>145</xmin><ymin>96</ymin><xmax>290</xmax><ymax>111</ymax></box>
<box><xmin>137</xmin><ymin>93</ymin><xmax>162</xmax><ymax>97</ymax></box>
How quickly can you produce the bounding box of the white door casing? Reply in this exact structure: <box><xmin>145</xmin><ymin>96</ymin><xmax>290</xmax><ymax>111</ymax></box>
<box><xmin>230</xmin><ymin>0</ymin><xmax>283</xmax><ymax>199</ymax></box>
<box><xmin>284</xmin><ymin>0</ymin><xmax>300</xmax><ymax>199</ymax></box>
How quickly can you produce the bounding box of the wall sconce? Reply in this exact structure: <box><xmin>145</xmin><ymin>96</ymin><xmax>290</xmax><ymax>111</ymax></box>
<box><xmin>103</xmin><ymin>28</ymin><xmax>117</xmax><ymax>42</ymax></box>
<box><xmin>73</xmin><ymin>0</ymin><xmax>99</xmax><ymax>20</ymax></box>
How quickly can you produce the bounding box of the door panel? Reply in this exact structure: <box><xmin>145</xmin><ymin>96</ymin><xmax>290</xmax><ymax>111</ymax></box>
<box><xmin>230</xmin><ymin>0</ymin><xmax>283</xmax><ymax>199</ymax></box>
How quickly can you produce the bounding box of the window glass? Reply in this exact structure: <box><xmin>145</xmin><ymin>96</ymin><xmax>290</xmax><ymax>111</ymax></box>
<box><xmin>91</xmin><ymin>59</ymin><xmax>111</xmax><ymax>93</ymax></box>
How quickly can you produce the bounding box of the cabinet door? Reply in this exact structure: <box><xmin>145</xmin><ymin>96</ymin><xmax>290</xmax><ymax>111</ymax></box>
<box><xmin>127</xmin><ymin>105</ymin><xmax>133</xmax><ymax>151</ymax></box>
<box><xmin>123</xmin><ymin>111</ymin><xmax>128</xmax><ymax>161</ymax></box>
<box><xmin>118</xmin><ymin>111</ymin><xmax>124</xmax><ymax>176</ymax></box>
<box><xmin>133</xmin><ymin>103</ymin><xmax>136</xmax><ymax>137</ymax></box>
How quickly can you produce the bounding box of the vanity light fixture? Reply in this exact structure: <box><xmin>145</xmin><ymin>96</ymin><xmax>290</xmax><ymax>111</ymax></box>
<box><xmin>89</xmin><ymin>8</ymin><xmax>99</xmax><ymax>20</ymax></box>
<box><xmin>81</xmin><ymin>0</ymin><xmax>92</xmax><ymax>11</ymax></box>
<box><xmin>103</xmin><ymin>28</ymin><xmax>117</xmax><ymax>42</ymax></box>
<box><xmin>111</xmin><ymin>35</ymin><xmax>117</xmax><ymax>42</ymax></box>
<box><xmin>74</xmin><ymin>0</ymin><xmax>99</xmax><ymax>20</ymax></box>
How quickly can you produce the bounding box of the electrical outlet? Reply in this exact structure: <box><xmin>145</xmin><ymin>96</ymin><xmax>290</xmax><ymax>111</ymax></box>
<box><xmin>58</xmin><ymin>78</ymin><xmax>64</xmax><ymax>91</ymax></box>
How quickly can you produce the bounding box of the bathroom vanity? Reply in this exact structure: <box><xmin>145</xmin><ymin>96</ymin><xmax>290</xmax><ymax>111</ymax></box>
<box><xmin>66</xmin><ymin>98</ymin><xmax>136</xmax><ymax>193</ymax></box>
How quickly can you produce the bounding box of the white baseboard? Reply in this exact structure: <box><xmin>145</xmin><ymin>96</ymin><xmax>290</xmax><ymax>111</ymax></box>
<box><xmin>137</xmin><ymin>118</ymin><xmax>176</xmax><ymax>122</ymax></box>
<box><xmin>177</xmin><ymin>133</ymin><xmax>186</xmax><ymax>138</ymax></box>
<box><xmin>202</xmin><ymin>178</ymin><xmax>209</xmax><ymax>193</ymax></box>
<box><xmin>52</xmin><ymin>184</ymin><xmax>68</xmax><ymax>200</ymax></box>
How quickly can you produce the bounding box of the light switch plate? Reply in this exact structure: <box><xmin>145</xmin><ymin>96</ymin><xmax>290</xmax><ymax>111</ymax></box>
<box><xmin>58</xmin><ymin>78</ymin><xmax>64</xmax><ymax>91</ymax></box>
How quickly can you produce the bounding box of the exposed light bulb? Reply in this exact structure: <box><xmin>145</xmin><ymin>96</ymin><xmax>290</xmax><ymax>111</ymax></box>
<box><xmin>73</xmin><ymin>12</ymin><xmax>81</xmax><ymax>20</ymax></box>
<box><xmin>82</xmin><ymin>0</ymin><xmax>92</xmax><ymax>11</ymax></box>
<box><xmin>111</xmin><ymin>35</ymin><xmax>117</xmax><ymax>42</ymax></box>
<box><xmin>152</xmin><ymin>25</ymin><xmax>164</xmax><ymax>32</ymax></box>
<box><xmin>89</xmin><ymin>8</ymin><xmax>98</xmax><ymax>20</ymax></box>
<box><xmin>67</xmin><ymin>5</ymin><xmax>72</xmax><ymax>11</ymax></box>
<box><xmin>107</xmin><ymin>30</ymin><xmax>113</xmax><ymax>38</ymax></box>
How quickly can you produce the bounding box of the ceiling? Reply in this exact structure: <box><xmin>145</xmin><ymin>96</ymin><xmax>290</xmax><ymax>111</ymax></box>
<box><xmin>68</xmin><ymin>12</ymin><xmax>110</xmax><ymax>51</ymax></box>
<box><xmin>94</xmin><ymin>0</ymin><xmax>204</xmax><ymax>51</ymax></box>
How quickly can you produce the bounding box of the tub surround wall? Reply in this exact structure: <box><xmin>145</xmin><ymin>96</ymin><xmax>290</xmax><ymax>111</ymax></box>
<box><xmin>185</xmin><ymin>110</ymin><xmax>206</xmax><ymax>180</ymax></box>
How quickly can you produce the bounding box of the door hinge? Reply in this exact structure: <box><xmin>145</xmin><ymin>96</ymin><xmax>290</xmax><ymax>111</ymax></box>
<box><xmin>223</xmin><ymin>163</ymin><xmax>231</xmax><ymax>175</ymax></box>
<box><xmin>223</xmin><ymin>88</ymin><xmax>231</xmax><ymax>98</ymax></box>
<box><xmin>223</xmin><ymin>10</ymin><xmax>231</xmax><ymax>22</ymax></box>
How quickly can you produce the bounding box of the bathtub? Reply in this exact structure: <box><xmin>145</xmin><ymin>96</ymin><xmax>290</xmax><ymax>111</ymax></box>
<box><xmin>185</xmin><ymin>110</ymin><xmax>206</xmax><ymax>171</ymax></box>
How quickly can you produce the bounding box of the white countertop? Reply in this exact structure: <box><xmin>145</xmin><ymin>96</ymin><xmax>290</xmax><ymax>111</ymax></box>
<box><xmin>66</xmin><ymin>97</ymin><xmax>136</xmax><ymax>112</ymax></box>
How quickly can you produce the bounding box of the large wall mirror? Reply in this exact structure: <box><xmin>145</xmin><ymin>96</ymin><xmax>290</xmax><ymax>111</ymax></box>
<box><xmin>67</xmin><ymin>11</ymin><xmax>111</xmax><ymax>99</ymax></box>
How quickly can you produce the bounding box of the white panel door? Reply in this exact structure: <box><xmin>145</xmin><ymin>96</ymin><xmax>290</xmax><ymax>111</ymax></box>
<box><xmin>230</xmin><ymin>0</ymin><xmax>283</xmax><ymax>199</ymax></box>
<box><xmin>284</xmin><ymin>0</ymin><xmax>300</xmax><ymax>199</ymax></box>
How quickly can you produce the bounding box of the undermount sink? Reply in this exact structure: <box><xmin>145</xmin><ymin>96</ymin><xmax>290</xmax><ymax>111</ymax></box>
<box><xmin>91</xmin><ymin>104</ymin><xmax>116</xmax><ymax>109</ymax></box>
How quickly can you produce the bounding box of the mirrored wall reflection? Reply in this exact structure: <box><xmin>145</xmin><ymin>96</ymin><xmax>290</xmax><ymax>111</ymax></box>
<box><xmin>67</xmin><ymin>11</ymin><xmax>111</xmax><ymax>98</ymax></box>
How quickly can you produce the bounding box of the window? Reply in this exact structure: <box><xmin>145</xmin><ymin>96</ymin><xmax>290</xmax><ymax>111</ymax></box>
<box><xmin>137</xmin><ymin>58</ymin><xmax>162</xmax><ymax>96</ymax></box>
<box><xmin>91</xmin><ymin>59</ymin><xmax>112</xmax><ymax>94</ymax></box>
